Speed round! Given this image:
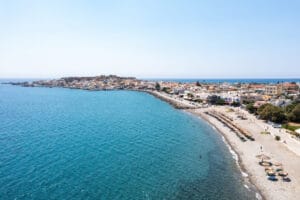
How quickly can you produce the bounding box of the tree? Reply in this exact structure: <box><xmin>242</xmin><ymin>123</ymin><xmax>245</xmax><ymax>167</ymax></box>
<box><xmin>285</xmin><ymin>102</ymin><xmax>297</xmax><ymax>113</ymax></box>
<box><xmin>216</xmin><ymin>98</ymin><xmax>225</xmax><ymax>105</ymax></box>
<box><xmin>287</xmin><ymin>104</ymin><xmax>300</xmax><ymax>123</ymax></box>
<box><xmin>187</xmin><ymin>93</ymin><xmax>194</xmax><ymax>98</ymax></box>
<box><xmin>206</xmin><ymin>95</ymin><xmax>226</xmax><ymax>105</ymax></box>
<box><xmin>162</xmin><ymin>87</ymin><xmax>170</xmax><ymax>93</ymax></box>
<box><xmin>258</xmin><ymin>104</ymin><xmax>274</xmax><ymax>121</ymax></box>
<box><xmin>257</xmin><ymin>104</ymin><xmax>286</xmax><ymax>123</ymax></box>
<box><xmin>231</xmin><ymin>101</ymin><xmax>240</xmax><ymax>107</ymax></box>
<box><xmin>246</xmin><ymin>103</ymin><xmax>256</xmax><ymax>114</ymax></box>
<box><xmin>270</xmin><ymin>108</ymin><xmax>286</xmax><ymax>123</ymax></box>
<box><xmin>257</xmin><ymin>103</ymin><xmax>270</xmax><ymax>113</ymax></box>
<box><xmin>155</xmin><ymin>82</ymin><xmax>161</xmax><ymax>91</ymax></box>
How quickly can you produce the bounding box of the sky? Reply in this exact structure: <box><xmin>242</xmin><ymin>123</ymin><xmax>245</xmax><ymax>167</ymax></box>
<box><xmin>0</xmin><ymin>0</ymin><xmax>300</xmax><ymax>79</ymax></box>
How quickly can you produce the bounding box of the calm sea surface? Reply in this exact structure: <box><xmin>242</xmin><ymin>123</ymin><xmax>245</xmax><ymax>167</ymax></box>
<box><xmin>0</xmin><ymin>84</ymin><xmax>257</xmax><ymax>199</ymax></box>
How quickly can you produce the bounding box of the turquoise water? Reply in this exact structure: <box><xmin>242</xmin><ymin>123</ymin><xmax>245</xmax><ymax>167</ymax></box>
<box><xmin>0</xmin><ymin>84</ymin><xmax>256</xmax><ymax>199</ymax></box>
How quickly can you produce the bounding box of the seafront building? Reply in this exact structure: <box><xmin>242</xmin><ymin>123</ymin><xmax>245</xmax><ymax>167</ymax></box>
<box><xmin>13</xmin><ymin>76</ymin><xmax>300</xmax><ymax>108</ymax></box>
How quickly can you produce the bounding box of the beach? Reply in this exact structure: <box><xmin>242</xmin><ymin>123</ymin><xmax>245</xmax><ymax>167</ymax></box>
<box><xmin>152</xmin><ymin>91</ymin><xmax>300</xmax><ymax>200</ymax></box>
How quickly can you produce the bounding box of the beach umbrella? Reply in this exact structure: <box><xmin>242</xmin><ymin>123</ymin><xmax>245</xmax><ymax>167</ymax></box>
<box><xmin>273</xmin><ymin>162</ymin><xmax>282</xmax><ymax>166</ymax></box>
<box><xmin>276</xmin><ymin>167</ymin><xmax>283</xmax><ymax>172</ymax></box>
<box><xmin>256</xmin><ymin>154</ymin><xmax>270</xmax><ymax>160</ymax></box>
<box><xmin>268</xmin><ymin>176</ymin><xmax>278</xmax><ymax>181</ymax></box>
<box><xmin>278</xmin><ymin>171</ymin><xmax>288</xmax><ymax>177</ymax></box>
<box><xmin>264</xmin><ymin>167</ymin><xmax>273</xmax><ymax>171</ymax></box>
<box><xmin>283</xmin><ymin>177</ymin><xmax>291</xmax><ymax>182</ymax></box>
<box><xmin>266</xmin><ymin>170</ymin><xmax>276</xmax><ymax>176</ymax></box>
<box><xmin>260</xmin><ymin>161</ymin><xmax>272</xmax><ymax>166</ymax></box>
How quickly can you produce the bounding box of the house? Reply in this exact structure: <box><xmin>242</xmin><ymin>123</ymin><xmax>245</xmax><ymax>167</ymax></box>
<box><xmin>265</xmin><ymin>85</ymin><xmax>282</xmax><ymax>96</ymax></box>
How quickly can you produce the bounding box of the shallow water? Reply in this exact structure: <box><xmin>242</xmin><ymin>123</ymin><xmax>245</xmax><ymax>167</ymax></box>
<box><xmin>0</xmin><ymin>84</ymin><xmax>256</xmax><ymax>199</ymax></box>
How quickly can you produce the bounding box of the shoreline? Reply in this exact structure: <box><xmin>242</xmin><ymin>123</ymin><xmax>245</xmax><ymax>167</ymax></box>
<box><xmin>186</xmin><ymin>109</ymin><xmax>264</xmax><ymax>200</ymax></box>
<box><xmin>147</xmin><ymin>91</ymin><xmax>300</xmax><ymax>200</ymax></box>
<box><xmin>148</xmin><ymin>90</ymin><xmax>264</xmax><ymax>198</ymax></box>
<box><xmin>5</xmin><ymin>84</ymin><xmax>300</xmax><ymax>199</ymax></box>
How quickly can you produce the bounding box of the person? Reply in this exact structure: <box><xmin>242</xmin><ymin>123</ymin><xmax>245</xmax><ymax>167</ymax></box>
<box><xmin>260</xmin><ymin>146</ymin><xmax>263</xmax><ymax>152</ymax></box>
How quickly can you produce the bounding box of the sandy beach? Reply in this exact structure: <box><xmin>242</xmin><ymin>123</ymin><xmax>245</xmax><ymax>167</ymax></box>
<box><xmin>152</xmin><ymin>91</ymin><xmax>300</xmax><ymax>200</ymax></box>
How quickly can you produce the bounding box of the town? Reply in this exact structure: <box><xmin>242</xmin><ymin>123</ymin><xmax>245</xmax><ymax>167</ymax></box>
<box><xmin>9</xmin><ymin>75</ymin><xmax>300</xmax><ymax>134</ymax></box>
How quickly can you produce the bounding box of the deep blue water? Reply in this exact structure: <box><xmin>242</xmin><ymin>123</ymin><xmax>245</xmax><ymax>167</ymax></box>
<box><xmin>0</xmin><ymin>84</ymin><xmax>257</xmax><ymax>199</ymax></box>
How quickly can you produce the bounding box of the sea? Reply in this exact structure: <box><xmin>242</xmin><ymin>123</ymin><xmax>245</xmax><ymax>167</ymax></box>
<box><xmin>0</xmin><ymin>80</ymin><xmax>260</xmax><ymax>200</ymax></box>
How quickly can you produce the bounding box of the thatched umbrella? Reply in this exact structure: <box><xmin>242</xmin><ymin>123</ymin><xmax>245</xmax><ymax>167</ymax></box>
<box><xmin>276</xmin><ymin>166</ymin><xmax>284</xmax><ymax>172</ymax></box>
<box><xmin>260</xmin><ymin>161</ymin><xmax>272</xmax><ymax>166</ymax></box>
<box><xmin>278</xmin><ymin>171</ymin><xmax>288</xmax><ymax>177</ymax></box>
<box><xmin>264</xmin><ymin>167</ymin><xmax>273</xmax><ymax>171</ymax></box>
<box><xmin>266</xmin><ymin>170</ymin><xmax>276</xmax><ymax>176</ymax></box>
<box><xmin>256</xmin><ymin>154</ymin><xmax>270</xmax><ymax>160</ymax></box>
<box><xmin>273</xmin><ymin>162</ymin><xmax>282</xmax><ymax>167</ymax></box>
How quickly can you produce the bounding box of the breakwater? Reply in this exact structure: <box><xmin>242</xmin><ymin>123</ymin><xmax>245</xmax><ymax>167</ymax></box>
<box><xmin>145</xmin><ymin>90</ymin><xmax>197</xmax><ymax>109</ymax></box>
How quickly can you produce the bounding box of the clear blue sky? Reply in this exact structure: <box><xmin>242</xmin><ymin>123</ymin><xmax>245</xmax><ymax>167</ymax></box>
<box><xmin>0</xmin><ymin>0</ymin><xmax>299</xmax><ymax>78</ymax></box>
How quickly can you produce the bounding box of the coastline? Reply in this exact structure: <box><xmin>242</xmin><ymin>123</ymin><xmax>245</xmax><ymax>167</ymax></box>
<box><xmin>6</xmin><ymin>83</ymin><xmax>300</xmax><ymax>200</ymax></box>
<box><xmin>146</xmin><ymin>90</ymin><xmax>264</xmax><ymax>198</ymax></box>
<box><xmin>147</xmin><ymin>91</ymin><xmax>300</xmax><ymax>200</ymax></box>
<box><xmin>187</xmin><ymin>109</ymin><xmax>264</xmax><ymax>200</ymax></box>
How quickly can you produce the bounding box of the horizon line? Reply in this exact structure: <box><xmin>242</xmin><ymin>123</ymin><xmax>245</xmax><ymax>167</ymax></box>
<box><xmin>1</xmin><ymin>76</ymin><xmax>300</xmax><ymax>80</ymax></box>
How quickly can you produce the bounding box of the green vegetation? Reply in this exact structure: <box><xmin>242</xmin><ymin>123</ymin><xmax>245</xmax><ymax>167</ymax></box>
<box><xmin>187</xmin><ymin>93</ymin><xmax>194</xmax><ymax>99</ymax></box>
<box><xmin>216</xmin><ymin>98</ymin><xmax>225</xmax><ymax>105</ymax></box>
<box><xmin>246</xmin><ymin>103</ymin><xmax>256</xmax><ymax>114</ymax></box>
<box><xmin>287</xmin><ymin>104</ymin><xmax>300</xmax><ymax>123</ymax></box>
<box><xmin>162</xmin><ymin>87</ymin><xmax>171</xmax><ymax>93</ymax></box>
<box><xmin>193</xmin><ymin>99</ymin><xmax>203</xmax><ymax>103</ymax></box>
<box><xmin>282</xmin><ymin>124</ymin><xmax>300</xmax><ymax>132</ymax></box>
<box><xmin>275</xmin><ymin>135</ymin><xmax>281</xmax><ymax>141</ymax></box>
<box><xmin>155</xmin><ymin>82</ymin><xmax>161</xmax><ymax>91</ymax></box>
<box><xmin>245</xmin><ymin>100</ymin><xmax>300</xmax><ymax>127</ymax></box>
<box><xmin>231</xmin><ymin>101</ymin><xmax>240</xmax><ymax>107</ymax></box>
<box><xmin>260</xmin><ymin>131</ymin><xmax>270</xmax><ymax>135</ymax></box>
<box><xmin>242</xmin><ymin>100</ymin><xmax>255</xmax><ymax>105</ymax></box>
<box><xmin>257</xmin><ymin>104</ymin><xmax>286</xmax><ymax>123</ymax></box>
<box><xmin>207</xmin><ymin>95</ymin><xmax>225</xmax><ymax>105</ymax></box>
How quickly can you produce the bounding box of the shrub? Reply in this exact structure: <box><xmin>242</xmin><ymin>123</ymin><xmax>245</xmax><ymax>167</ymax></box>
<box><xmin>275</xmin><ymin>135</ymin><xmax>281</xmax><ymax>141</ymax></box>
